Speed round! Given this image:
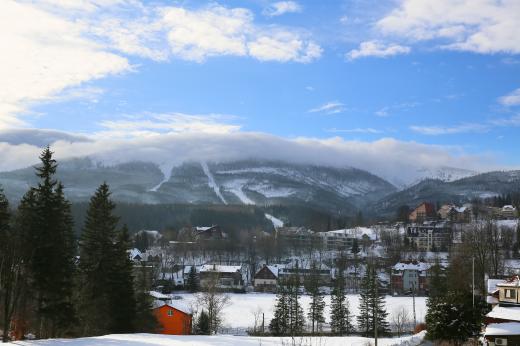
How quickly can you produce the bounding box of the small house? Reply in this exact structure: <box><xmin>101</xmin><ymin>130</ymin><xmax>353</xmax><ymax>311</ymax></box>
<box><xmin>153</xmin><ymin>300</ymin><xmax>192</xmax><ymax>335</ymax></box>
<box><xmin>254</xmin><ymin>265</ymin><xmax>281</xmax><ymax>292</ymax></box>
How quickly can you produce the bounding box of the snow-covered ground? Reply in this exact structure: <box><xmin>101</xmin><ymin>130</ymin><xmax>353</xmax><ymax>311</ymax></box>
<box><xmin>172</xmin><ymin>293</ymin><xmax>427</xmax><ymax>331</ymax></box>
<box><xmin>8</xmin><ymin>331</ymin><xmax>427</xmax><ymax>346</ymax></box>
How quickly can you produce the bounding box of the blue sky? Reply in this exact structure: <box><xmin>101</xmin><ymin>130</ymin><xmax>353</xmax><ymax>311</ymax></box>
<box><xmin>1</xmin><ymin>0</ymin><xmax>520</xmax><ymax>182</ymax></box>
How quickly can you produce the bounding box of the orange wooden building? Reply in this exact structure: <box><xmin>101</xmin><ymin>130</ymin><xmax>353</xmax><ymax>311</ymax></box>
<box><xmin>153</xmin><ymin>302</ymin><xmax>192</xmax><ymax>335</ymax></box>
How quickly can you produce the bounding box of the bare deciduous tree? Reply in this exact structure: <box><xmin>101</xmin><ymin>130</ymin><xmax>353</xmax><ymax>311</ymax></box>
<box><xmin>196</xmin><ymin>274</ymin><xmax>230</xmax><ymax>334</ymax></box>
<box><xmin>391</xmin><ymin>306</ymin><xmax>410</xmax><ymax>337</ymax></box>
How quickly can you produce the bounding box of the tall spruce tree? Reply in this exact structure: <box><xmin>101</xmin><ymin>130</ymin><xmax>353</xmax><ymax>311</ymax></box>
<box><xmin>330</xmin><ymin>269</ymin><xmax>353</xmax><ymax>335</ymax></box>
<box><xmin>187</xmin><ymin>266</ymin><xmax>199</xmax><ymax>293</ymax></box>
<box><xmin>24</xmin><ymin>147</ymin><xmax>76</xmax><ymax>338</ymax></box>
<box><xmin>287</xmin><ymin>274</ymin><xmax>305</xmax><ymax>336</ymax></box>
<box><xmin>305</xmin><ymin>262</ymin><xmax>325</xmax><ymax>334</ymax></box>
<box><xmin>108</xmin><ymin>225</ymin><xmax>136</xmax><ymax>333</ymax></box>
<box><xmin>269</xmin><ymin>282</ymin><xmax>289</xmax><ymax>336</ymax></box>
<box><xmin>357</xmin><ymin>264</ymin><xmax>390</xmax><ymax>337</ymax></box>
<box><xmin>78</xmin><ymin>183</ymin><xmax>139</xmax><ymax>335</ymax></box>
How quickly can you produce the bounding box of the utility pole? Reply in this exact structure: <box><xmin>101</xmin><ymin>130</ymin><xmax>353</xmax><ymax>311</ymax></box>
<box><xmin>472</xmin><ymin>256</ymin><xmax>475</xmax><ymax>308</ymax></box>
<box><xmin>374</xmin><ymin>267</ymin><xmax>378</xmax><ymax>346</ymax></box>
<box><xmin>412</xmin><ymin>281</ymin><xmax>416</xmax><ymax>329</ymax></box>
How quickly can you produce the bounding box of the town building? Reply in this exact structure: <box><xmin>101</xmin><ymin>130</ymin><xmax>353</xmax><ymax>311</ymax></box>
<box><xmin>152</xmin><ymin>300</ymin><xmax>192</xmax><ymax>334</ymax></box>
<box><xmin>501</xmin><ymin>205</ymin><xmax>518</xmax><ymax>219</ymax></box>
<box><xmin>409</xmin><ymin>202</ymin><xmax>436</xmax><ymax>223</ymax></box>
<box><xmin>437</xmin><ymin>204</ymin><xmax>472</xmax><ymax>223</ymax></box>
<box><xmin>277</xmin><ymin>259</ymin><xmax>332</xmax><ymax>285</ymax></box>
<box><xmin>484</xmin><ymin>276</ymin><xmax>520</xmax><ymax>346</ymax></box>
<box><xmin>319</xmin><ymin>227</ymin><xmax>377</xmax><ymax>251</ymax></box>
<box><xmin>193</xmin><ymin>225</ymin><xmax>227</xmax><ymax>240</ymax></box>
<box><xmin>391</xmin><ymin>261</ymin><xmax>430</xmax><ymax>295</ymax></box>
<box><xmin>199</xmin><ymin>264</ymin><xmax>244</xmax><ymax>291</ymax></box>
<box><xmin>275</xmin><ymin>227</ymin><xmax>319</xmax><ymax>249</ymax></box>
<box><xmin>253</xmin><ymin>265</ymin><xmax>281</xmax><ymax>292</ymax></box>
<box><xmin>406</xmin><ymin>221</ymin><xmax>452</xmax><ymax>251</ymax></box>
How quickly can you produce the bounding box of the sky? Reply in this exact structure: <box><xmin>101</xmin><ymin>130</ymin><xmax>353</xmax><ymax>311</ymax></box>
<box><xmin>1</xmin><ymin>0</ymin><xmax>520</xmax><ymax>183</ymax></box>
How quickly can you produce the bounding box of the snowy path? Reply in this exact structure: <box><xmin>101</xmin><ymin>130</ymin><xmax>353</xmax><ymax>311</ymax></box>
<box><xmin>201</xmin><ymin>162</ymin><xmax>227</xmax><ymax>204</ymax></box>
<box><xmin>8</xmin><ymin>331</ymin><xmax>427</xmax><ymax>346</ymax></box>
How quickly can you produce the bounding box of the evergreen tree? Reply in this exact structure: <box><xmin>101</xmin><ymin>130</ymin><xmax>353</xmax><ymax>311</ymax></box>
<box><xmin>357</xmin><ymin>264</ymin><xmax>390</xmax><ymax>337</ymax></box>
<box><xmin>428</xmin><ymin>259</ymin><xmax>446</xmax><ymax>298</ymax></box>
<box><xmin>287</xmin><ymin>274</ymin><xmax>305</xmax><ymax>335</ymax></box>
<box><xmin>186</xmin><ymin>266</ymin><xmax>199</xmax><ymax>293</ymax></box>
<box><xmin>77</xmin><ymin>183</ymin><xmax>120</xmax><ymax>335</ymax></box>
<box><xmin>425</xmin><ymin>292</ymin><xmax>485</xmax><ymax>343</ymax></box>
<box><xmin>108</xmin><ymin>225</ymin><xmax>136</xmax><ymax>333</ymax></box>
<box><xmin>269</xmin><ymin>283</ymin><xmax>289</xmax><ymax>335</ymax></box>
<box><xmin>134</xmin><ymin>264</ymin><xmax>158</xmax><ymax>333</ymax></box>
<box><xmin>196</xmin><ymin>310</ymin><xmax>210</xmax><ymax>335</ymax></box>
<box><xmin>330</xmin><ymin>270</ymin><xmax>353</xmax><ymax>335</ymax></box>
<box><xmin>23</xmin><ymin>147</ymin><xmax>76</xmax><ymax>337</ymax></box>
<box><xmin>77</xmin><ymin>183</ymin><xmax>143</xmax><ymax>335</ymax></box>
<box><xmin>305</xmin><ymin>262</ymin><xmax>325</xmax><ymax>334</ymax></box>
<box><xmin>351</xmin><ymin>238</ymin><xmax>360</xmax><ymax>254</ymax></box>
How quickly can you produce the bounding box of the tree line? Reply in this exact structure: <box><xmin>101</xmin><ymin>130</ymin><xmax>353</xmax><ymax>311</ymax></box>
<box><xmin>268</xmin><ymin>261</ymin><xmax>389</xmax><ymax>337</ymax></box>
<box><xmin>0</xmin><ymin>147</ymin><xmax>156</xmax><ymax>342</ymax></box>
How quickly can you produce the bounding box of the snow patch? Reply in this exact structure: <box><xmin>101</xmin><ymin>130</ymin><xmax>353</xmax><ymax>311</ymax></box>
<box><xmin>201</xmin><ymin>162</ymin><xmax>227</xmax><ymax>204</ymax></box>
<box><xmin>223</xmin><ymin>179</ymin><xmax>255</xmax><ymax>204</ymax></box>
<box><xmin>148</xmin><ymin>162</ymin><xmax>175</xmax><ymax>192</ymax></box>
<box><xmin>265</xmin><ymin>213</ymin><xmax>284</xmax><ymax>228</ymax></box>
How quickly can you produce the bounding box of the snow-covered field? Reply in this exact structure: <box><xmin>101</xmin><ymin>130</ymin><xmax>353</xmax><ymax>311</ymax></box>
<box><xmin>174</xmin><ymin>293</ymin><xmax>427</xmax><ymax>331</ymax></box>
<box><xmin>8</xmin><ymin>331</ymin><xmax>427</xmax><ymax>346</ymax></box>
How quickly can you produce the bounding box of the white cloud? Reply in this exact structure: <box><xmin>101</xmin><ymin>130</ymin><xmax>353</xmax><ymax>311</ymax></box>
<box><xmin>327</xmin><ymin>128</ymin><xmax>383</xmax><ymax>134</ymax></box>
<box><xmin>0</xmin><ymin>129</ymin><xmax>498</xmax><ymax>186</ymax></box>
<box><xmin>347</xmin><ymin>40</ymin><xmax>410</xmax><ymax>60</ymax></box>
<box><xmin>97</xmin><ymin>113</ymin><xmax>241</xmax><ymax>138</ymax></box>
<box><xmin>377</xmin><ymin>0</ymin><xmax>520</xmax><ymax>54</ymax></box>
<box><xmin>498</xmin><ymin>88</ymin><xmax>520</xmax><ymax>106</ymax></box>
<box><xmin>308</xmin><ymin>101</ymin><xmax>345</xmax><ymax>114</ymax></box>
<box><xmin>263</xmin><ymin>1</ymin><xmax>302</xmax><ymax>17</ymax></box>
<box><xmin>0</xmin><ymin>0</ymin><xmax>130</xmax><ymax>129</ymax></box>
<box><xmin>410</xmin><ymin>123</ymin><xmax>489</xmax><ymax>135</ymax></box>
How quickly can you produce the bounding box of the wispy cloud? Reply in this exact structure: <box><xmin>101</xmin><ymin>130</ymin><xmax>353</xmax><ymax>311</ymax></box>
<box><xmin>263</xmin><ymin>1</ymin><xmax>302</xmax><ymax>17</ymax></box>
<box><xmin>346</xmin><ymin>40</ymin><xmax>410</xmax><ymax>60</ymax></box>
<box><xmin>410</xmin><ymin>123</ymin><xmax>489</xmax><ymax>135</ymax></box>
<box><xmin>97</xmin><ymin>113</ymin><xmax>241</xmax><ymax>138</ymax></box>
<box><xmin>326</xmin><ymin>128</ymin><xmax>382</xmax><ymax>134</ymax></box>
<box><xmin>308</xmin><ymin>101</ymin><xmax>345</xmax><ymax>114</ymax></box>
<box><xmin>498</xmin><ymin>88</ymin><xmax>520</xmax><ymax>107</ymax></box>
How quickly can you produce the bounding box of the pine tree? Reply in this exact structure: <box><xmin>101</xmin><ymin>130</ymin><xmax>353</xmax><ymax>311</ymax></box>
<box><xmin>357</xmin><ymin>264</ymin><xmax>390</xmax><ymax>337</ymax></box>
<box><xmin>196</xmin><ymin>310</ymin><xmax>210</xmax><ymax>335</ymax></box>
<box><xmin>269</xmin><ymin>283</ymin><xmax>289</xmax><ymax>335</ymax></box>
<box><xmin>187</xmin><ymin>266</ymin><xmax>199</xmax><ymax>293</ymax></box>
<box><xmin>425</xmin><ymin>292</ymin><xmax>485</xmax><ymax>343</ymax></box>
<box><xmin>428</xmin><ymin>259</ymin><xmax>446</xmax><ymax>298</ymax></box>
<box><xmin>134</xmin><ymin>264</ymin><xmax>158</xmax><ymax>333</ymax></box>
<box><xmin>330</xmin><ymin>270</ymin><xmax>353</xmax><ymax>335</ymax></box>
<box><xmin>108</xmin><ymin>225</ymin><xmax>136</xmax><ymax>333</ymax></box>
<box><xmin>77</xmin><ymin>183</ymin><xmax>120</xmax><ymax>335</ymax></box>
<box><xmin>24</xmin><ymin>147</ymin><xmax>76</xmax><ymax>338</ymax></box>
<box><xmin>287</xmin><ymin>274</ymin><xmax>305</xmax><ymax>335</ymax></box>
<box><xmin>305</xmin><ymin>262</ymin><xmax>325</xmax><ymax>334</ymax></box>
<box><xmin>351</xmin><ymin>238</ymin><xmax>360</xmax><ymax>254</ymax></box>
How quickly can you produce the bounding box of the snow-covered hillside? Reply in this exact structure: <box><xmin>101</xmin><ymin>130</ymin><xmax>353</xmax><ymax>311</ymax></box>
<box><xmin>8</xmin><ymin>332</ymin><xmax>427</xmax><ymax>346</ymax></box>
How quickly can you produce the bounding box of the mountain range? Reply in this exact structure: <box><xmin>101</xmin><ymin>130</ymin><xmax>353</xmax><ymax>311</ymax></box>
<box><xmin>0</xmin><ymin>157</ymin><xmax>518</xmax><ymax>219</ymax></box>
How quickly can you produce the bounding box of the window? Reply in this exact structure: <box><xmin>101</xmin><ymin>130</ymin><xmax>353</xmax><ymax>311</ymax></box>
<box><xmin>505</xmin><ymin>289</ymin><xmax>516</xmax><ymax>299</ymax></box>
<box><xmin>167</xmin><ymin>309</ymin><xmax>173</xmax><ymax>317</ymax></box>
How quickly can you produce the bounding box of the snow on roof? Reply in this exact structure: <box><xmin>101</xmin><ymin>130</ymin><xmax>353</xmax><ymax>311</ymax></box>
<box><xmin>183</xmin><ymin>265</ymin><xmax>200</xmax><ymax>274</ymax></box>
<box><xmin>200</xmin><ymin>264</ymin><xmax>242</xmax><ymax>273</ymax></box>
<box><xmin>195</xmin><ymin>226</ymin><xmax>213</xmax><ymax>231</ymax></box>
<box><xmin>497</xmin><ymin>276</ymin><xmax>520</xmax><ymax>287</ymax></box>
<box><xmin>128</xmin><ymin>248</ymin><xmax>142</xmax><ymax>260</ymax></box>
<box><xmin>149</xmin><ymin>291</ymin><xmax>170</xmax><ymax>300</ymax></box>
<box><xmin>487</xmin><ymin>296</ymin><xmax>499</xmax><ymax>305</ymax></box>
<box><xmin>393</xmin><ymin>261</ymin><xmax>431</xmax><ymax>271</ymax></box>
<box><xmin>488</xmin><ymin>279</ymin><xmax>506</xmax><ymax>293</ymax></box>
<box><xmin>326</xmin><ymin>227</ymin><xmax>377</xmax><ymax>240</ymax></box>
<box><xmin>487</xmin><ymin>305</ymin><xmax>520</xmax><ymax>322</ymax></box>
<box><xmin>503</xmin><ymin>205</ymin><xmax>517</xmax><ymax>211</ymax></box>
<box><xmin>485</xmin><ymin>322</ymin><xmax>520</xmax><ymax>336</ymax></box>
<box><xmin>137</xmin><ymin>230</ymin><xmax>162</xmax><ymax>239</ymax></box>
<box><xmin>153</xmin><ymin>300</ymin><xmax>192</xmax><ymax>315</ymax></box>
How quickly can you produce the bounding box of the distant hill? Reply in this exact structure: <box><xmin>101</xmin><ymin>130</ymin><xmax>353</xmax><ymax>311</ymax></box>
<box><xmin>373</xmin><ymin>170</ymin><xmax>520</xmax><ymax>216</ymax></box>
